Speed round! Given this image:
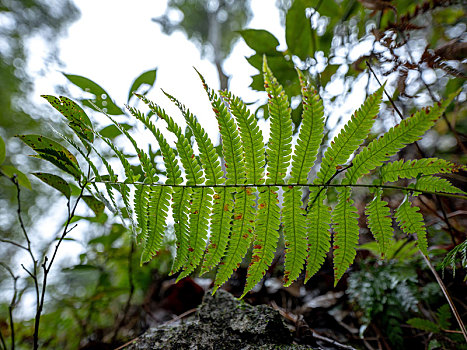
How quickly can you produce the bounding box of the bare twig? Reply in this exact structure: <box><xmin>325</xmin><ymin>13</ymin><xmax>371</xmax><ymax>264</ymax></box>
<box><xmin>0</xmin><ymin>239</ymin><xmax>28</xmax><ymax>251</ymax></box>
<box><xmin>312</xmin><ymin>331</ymin><xmax>357</xmax><ymax>350</ymax></box>
<box><xmin>0</xmin><ymin>263</ymin><xmax>18</xmax><ymax>350</ymax></box>
<box><xmin>33</xmin><ymin>175</ymin><xmax>88</xmax><ymax>350</ymax></box>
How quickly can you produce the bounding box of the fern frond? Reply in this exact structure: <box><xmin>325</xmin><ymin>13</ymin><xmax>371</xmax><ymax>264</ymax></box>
<box><xmin>163</xmin><ymin>90</ymin><xmax>223</xmax><ymax>186</ymax></box>
<box><xmin>381</xmin><ymin>158</ymin><xmax>463</xmax><ymax>183</ymax></box>
<box><xmin>214</xmin><ymin>187</ymin><xmax>256</xmax><ymax>293</ymax></box>
<box><xmin>290</xmin><ymin>70</ymin><xmax>325</xmax><ymax>184</ymax></box>
<box><xmin>177</xmin><ymin>187</ymin><xmax>213</xmax><ymax>280</ymax></box>
<box><xmin>440</xmin><ymin>239</ymin><xmax>467</xmax><ymax>278</ymax></box>
<box><xmin>141</xmin><ymin>186</ymin><xmax>172</xmax><ymax>263</ymax></box>
<box><xmin>170</xmin><ymin>186</ymin><xmax>192</xmax><ymax>274</ymax></box>
<box><xmin>412</xmin><ymin>176</ymin><xmax>466</xmax><ymax>195</ymax></box>
<box><xmin>365</xmin><ymin>189</ymin><xmax>394</xmax><ymax>258</ymax></box>
<box><xmin>263</xmin><ymin>57</ymin><xmax>293</xmax><ymax>184</ymax></box>
<box><xmin>138</xmin><ymin>95</ymin><xmax>204</xmax><ymax>185</ymax></box>
<box><xmin>316</xmin><ymin>86</ymin><xmax>384</xmax><ymax>185</ymax></box>
<box><xmin>200</xmin><ymin>186</ymin><xmax>233</xmax><ymax>275</ymax></box>
<box><xmin>243</xmin><ymin>187</ymin><xmax>281</xmax><ymax>297</ymax></box>
<box><xmin>219</xmin><ymin>91</ymin><xmax>265</xmax><ymax>184</ymax></box>
<box><xmin>346</xmin><ymin>96</ymin><xmax>454</xmax><ymax>183</ymax></box>
<box><xmin>197</xmin><ymin>71</ymin><xmax>246</xmax><ymax>185</ymax></box>
<box><xmin>126</xmin><ymin>105</ymin><xmax>183</xmax><ymax>186</ymax></box>
<box><xmin>282</xmin><ymin>71</ymin><xmax>325</xmax><ymax>286</ymax></box>
<box><xmin>332</xmin><ymin>188</ymin><xmax>360</xmax><ymax>285</ymax></box>
<box><xmin>282</xmin><ymin>186</ymin><xmax>307</xmax><ymax>286</ymax></box>
<box><xmin>395</xmin><ymin>197</ymin><xmax>428</xmax><ymax>255</ymax></box>
<box><xmin>305</xmin><ymin>188</ymin><xmax>331</xmax><ymax>282</ymax></box>
<box><xmin>243</xmin><ymin>58</ymin><xmax>292</xmax><ymax>294</ymax></box>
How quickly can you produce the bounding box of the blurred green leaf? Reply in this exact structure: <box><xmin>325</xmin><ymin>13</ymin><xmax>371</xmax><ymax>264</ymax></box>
<box><xmin>0</xmin><ymin>135</ymin><xmax>5</xmax><ymax>164</ymax></box>
<box><xmin>239</xmin><ymin>29</ymin><xmax>280</xmax><ymax>54</ymax></box>
<box><xmin>0</xmin><ymin>165</ymin><xmax>32</xmax><ymax>190</ymax></box>
<box><xmin>99</xmin><ymin>123</ymin><xmax>133</xmax><ymax>139</ymax></box>
<box><xmin>32</xmin><ymin>172</ymin><xmax>71</xmax><ymax>199</ymax></box>
<box><xmin>42</xmin><ymin>95</ymin><xmax>94</xmax><ymax>143</ymax></box>
<box><xmin>286</xmin><ymin>0</ymin><xmax>314</xmax><ymax>60</ymax></box>
<box><xmin>16</xmin><ymin>134</ymin><xmax>81</xmax><ymax>179</ymax></box>
<box><xmin>83</xmin><ymin>195</ymin><xmax>105</xmax><ymax>216</ymax></box>
<box><xmin>128</xmin><ymin>68</ymin><xmax>157</xmax><ymax>102</ymax></box>
<box><xmin>63</xmin><ymin>73</ymin><xmax>124</xmax><ymax>115</ymax></box>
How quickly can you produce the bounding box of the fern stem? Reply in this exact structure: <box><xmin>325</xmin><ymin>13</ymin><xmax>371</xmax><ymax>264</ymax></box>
<box><xmin>421</xmin><ymin>253</ymin><xmax>467</xmax><ymax>342</ymax></box>
<box><xmin>89</xmin><ymin>180</ymin><xmax>467</xmax><ymax>200</ymax></box>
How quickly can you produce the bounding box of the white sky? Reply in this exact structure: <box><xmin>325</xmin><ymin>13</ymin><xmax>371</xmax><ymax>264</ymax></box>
<box><xmin>28</xmin><ymin>0</ymin><xmax>285</xmax><ymax>143</ymax></box>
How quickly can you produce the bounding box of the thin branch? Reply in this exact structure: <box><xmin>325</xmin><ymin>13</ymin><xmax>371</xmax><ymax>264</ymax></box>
<box><xmin>32</xmin><ymin>175</ymin><xmax>88</xmax><ymax>350</ymax></box>
<box><xmin>0</xmin><ymin>263</ymin><xmax>18</xmax><ymax>350</ymax></box>
<box><xmin>0</xmin><ymin>333</ymin><xmax>5</xmax><ymax>350</ymax></box>
<box><xmin>421</xmin><ymin>252</ymin><xmax>467</xmax><ymax>342</ymax></box>
<box><xmin>0</xmin><ymin>239</ymin><xmax>28</xmax><ymax>251</ymax></box>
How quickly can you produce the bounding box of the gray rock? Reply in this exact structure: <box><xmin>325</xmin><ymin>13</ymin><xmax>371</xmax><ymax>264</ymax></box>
<box><xmin>126</xmin><ymin>289</ymin><xmax>313</xmax><ymax>350</ymax></box>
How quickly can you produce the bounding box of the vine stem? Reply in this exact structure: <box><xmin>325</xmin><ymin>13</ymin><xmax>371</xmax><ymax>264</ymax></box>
<box><xmin>90</xmin><ymin>180</ymin><xmax>467</xmax><ymax>200</ymax></box>
<box><xmin>421</xmin><ymin>253</ymin><xmax>467</xmax><ymax>342</ymax></box>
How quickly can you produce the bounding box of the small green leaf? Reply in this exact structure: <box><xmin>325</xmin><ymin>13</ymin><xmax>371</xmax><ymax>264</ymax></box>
<box><xmin>0</xmin><ymin>165</ymin><xmax>32</xmax><ymax>190</ymax></box>
<box><xmin>99</xmin><ymin>123</ymin><xmax>133</xmax><ymax>139</ymax></box>
<box><xmin>239</xmin><ymin>29</ymin><xmax>280</xmax><ymax>54</ymax></box>
<box><xmin>16</xmin><ymin>134</ymin><xmax>81</xmax><ymax>179</ymax></box>
<box><xmin>63</xmin><ymin>73</ymin><xmax>124</xmax><ymax>115</ymax></box>
<box><xmin>83</xmin><ymin>195</ymin><xmax>105</xmax><ymax>216</ymax></box>
<box><xmin>0</xmin><ymin>135</ymin><xmax>5</xmax><ymax>164</ymax></box>
<box><xmin>32</xmin><ymin>172</ymin><xmax>71</xmax><ymax>198</ymax></box>
<box><xmin>41</xmin><ymin>95</ymin><xmax>94</xmax><ymax>143</ymax></box>
<box><xmin>128</xmin><ymin>68</ymin><xmax>157</xmax><ymax>102</ymax></box>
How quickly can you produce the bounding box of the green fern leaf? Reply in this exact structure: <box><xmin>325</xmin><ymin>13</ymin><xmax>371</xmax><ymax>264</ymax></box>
<box><xmin>214</xmin><ymin>187</ymin><xmax>256</xmax><ymax>292</ymax></box>
<box><xmin>440</xmin><ymin>239</ymin><xmax>467</xmax><ymax>278</ymax></box>
<box><xmin>407</xmin><ymin>318</ymin><xmax>440</xmax><ymax>333</ymax></box>
<box><xmin>346</xmin><ymin>96</ymin><xmax>453</xmax><ymax>183</ymax></box>
<box><xmin>141</xmin><ymin>186</ymin><xmax>172</xmax><ymax>263</ymax></box>
<box><xmin>316</xmin><ymin>86</ymin><xmax>383</xmax><ymax>185</ymax></box>
<box><xmin>171</xmin><ymin>187</ymin><xmax>192</xmax><ymax>274</ymax></box>
<box><xmin>219</xmin><ymin>91</ymin><xmax>265</xmax><ymax>184</ymax></box>
<box><xmin>395</xmin><ymin>197</ymin><xmax>428</xmax><ymax>255</ymax></box>
<box><xmin>283</xmin><ymin>70</ymin><xmax>325</xmax><ymax>286</ymax></box>
<box><xmin>282</xmin><ymin>186</ymin><xmax>307</xmax><ymax>286</ymax></box>
<box><xmin>138</xmin><ymin>95</ymin><xmax>204</xmax><ymax>185</ymax></box>
<box><xmin>381</xmin><ymin>158</ymin><xmax>463</xmax><ymax>183</ymax></box>
<box><xmin>263</xmin><ymin>57</ymin><xmax>292</xmax><ymax>184</ymax></box>
<box><xmin>243</xmin><ymin>57</ymin><xmax>292</xmax><ymax>294</ymax></box>
<box><xmin>305</xmin><ymin>86</ymin><xmax>383</xmax><ymax>282</ymax></box>
<box><xmin>198</xmin><ymin>71</ymin><xmax>246</xmax><ymax>185</ymax></box>
<box><xmin>177</xmin><ymin>187</ymin><xmax>213</xmax><ymax>280</ymax></box>
<box><xmin>411</xmin><ymin>176</ymin><xmax>466</xmax><ymax>195</ymax></box>
<box><xmin>305</xmin><ymin>188</ymin><xmax>331</xmax><ymax>282</ymax></box>
<box><xmin>201</xmin><ymin>186</ymin><xmax>233</xmax><ymax>275</ymax></box>
<box><xmin>290</xmin><ymin>70</ymin><xmax>325</xmax><ymax>184</ymax></box>
<box><xmin>163</xmin><ymin>90</ymin><xmax>223</xmax><ymax>186</ymax></box>
<box><xmin>243</xmin><ymin>187</ymin><xmax>281</xmax><ymax>297</ymax></box>
<box><xmin>332</xmin><ymin>188</ymin><xmax>360</xmax><ymax>285</ymax></box>
<box><xmin>365</xmin><ymin>189</ymin><xmax>394</xmax><ymax>258</ymax></box>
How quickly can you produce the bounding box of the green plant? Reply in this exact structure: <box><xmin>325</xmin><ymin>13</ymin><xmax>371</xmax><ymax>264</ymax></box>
<box><xmin>440</xmin><ymin>239</ymin><xmax>467</xmax><ymax>280</ymax></box>
<box><xmin>407</xmin><ymin>304</ymin><xmax>467</xmax><ymax>349</ymax></box>
<box><xmin>17</xmin><ymin>57</ymin><xmax>465</xmax><ymax>299</ymax></box>
<box><xmin>347</xmin><ymin>260</ymin><xmax>435</xmax><ymax>347</ymax></box>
